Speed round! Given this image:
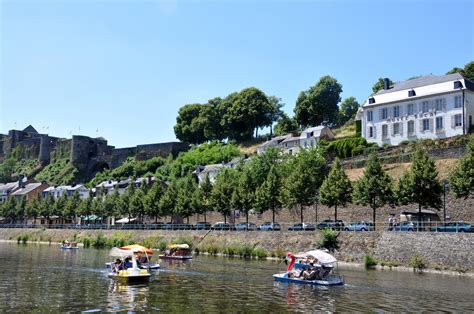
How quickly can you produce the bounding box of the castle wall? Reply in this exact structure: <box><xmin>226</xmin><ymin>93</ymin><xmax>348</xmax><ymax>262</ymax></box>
<box><xmin>136</xmin><ymin>142</ymin><xmax>189</xmax><ymax>160</ymax></box>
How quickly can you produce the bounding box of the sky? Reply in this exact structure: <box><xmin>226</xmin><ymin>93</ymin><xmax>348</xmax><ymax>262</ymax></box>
<box><xmin>1</xmin><ymin>0</ymin><xmax>473</xmax><ymax>148</ymax></box>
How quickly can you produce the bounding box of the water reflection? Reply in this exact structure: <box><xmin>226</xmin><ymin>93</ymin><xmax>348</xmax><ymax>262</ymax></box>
<box><xmin>107</xmin><ymin>281</ymin><xmax>151</xmax><ymax>312</ymax></box>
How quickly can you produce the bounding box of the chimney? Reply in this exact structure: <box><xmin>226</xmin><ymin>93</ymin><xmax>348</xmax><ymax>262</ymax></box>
<box><xmin>18</xmin><ymin>175</ymin><xmax>25</xmax><ymax>188</ymax></box>
<box><xmin>383</xmin><ymin>78</ymin><xmax>390</xmax><ymax>90</ymax></box>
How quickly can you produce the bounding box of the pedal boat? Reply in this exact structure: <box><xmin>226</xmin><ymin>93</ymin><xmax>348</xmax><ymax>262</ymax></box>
<box><xmin>159</xmin><ymin>244</ymin><xmax>192</xmax><ymax>260</ymax></box>
<box><xmin>105</xmin><ymin>244</ymin><xmax>160</xmax><ymax>271</ymax></box>
<box><xmin>60</xmin><ymin>241</ymin><xmax>79</xmax><ymax>250</ymax></box>
<box><xmin>107</xmin><ymin>247</ymin><xmax>151</xmax><ymax>283</ymax></box>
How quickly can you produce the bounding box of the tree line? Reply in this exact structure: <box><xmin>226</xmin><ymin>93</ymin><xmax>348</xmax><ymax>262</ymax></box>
<box><xmin>1</xmin><ymin>137</ymin><xmax>472</xmax><ymax>226</ymax></box>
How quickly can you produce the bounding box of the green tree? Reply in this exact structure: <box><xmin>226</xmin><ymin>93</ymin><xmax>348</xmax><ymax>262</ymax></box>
<box><xmin>233</xmin><ymin>165</ymin><xmax>255</xmax><ymax>224</ymax></box>
<box><xmin>446</xmin><ymin>61</ymin><xmax>474</xmax><ymax>81</ymax></box>
<box><xmin>267</xmin><ymin>96</ymin><xmax>285</xmax><ymax>136</ymax></box>
<box><xmin>64</xmin><ymin>191</ymin><xmax>81</xmax><ymax>223</ymax></box>
<box><xmin>159</xmin><ymin>181</ymin><xmax>178</xmax><ymax>222</ymax></box>
<box><xmin>2</xmin><ymin>197</ymin><xmax>17</xmax><ymax>223</ymax></box>
<box><xmin>175</xmin><ymin>175</ymin><xmax>200</xmax><ymax>223</ymax></box>
<box><xmin>174</xmin><ymin>104</ymin><xmax>208</xmax><ymax>144</ymax></box>
<box><xmin>338</xmin><ymin>97</ymin><xmax>360</xmax><ymax>125</ymax></box>
<box><xmin>40</xmin><ymin>193</ymin><xmax>56</xmax><ymax>225</ymax></box>
<box><xmin>372</xmin><ymin>77</ymin><xmax>394</xmax><ymax>94</ymax></box>
<box><xmin>255</xmin><ymin>166</ymin><xmax>283</xmax><ymax>223</ymax></box>
<box><xmin>55</xmin><ymin>193</ymin><xmax>68</xmax><ymax>221</ymax></box>
<box><xmin>285</xmin><ymin>147</ymin><xmax>328</xmax><ymax>223</ymax></box>
<box><xmin>199</xmin><ymin>174</ymin><xmax>213</xmax><ymax>222</ymax></box>
<box><xmin>274</xmin><ymin>113</ymin><xmax>298</xmax><ymax>136</ymax></box>
<box><xmin>449</xmin><ymin>137</ymin><xmax>474</xmax><ymax>198</ymax></box>
<box><xmin>210</xmin><ymin>168</ymin><xmax>238</xmax><ymax>223</ymax></box>
<box><xmin>320</xmin><ymin>158</ymin><xmax>353</xmax><ymax>221</ymax></box>
<box><xmin>396</xmin><ymin>148</ymin><xmax>442</xmax><ymax>229</ymax></box>
<box><xmin>353</xmin><ymin>153</ymin><xmax>394</xmax><ymax>228</ymax></box>
<box><xmin>224</xmin><ymin>87</ymin><xmax>273</xmax><ymax>140</ymax></box>
<box><xmin>294</xmin><ymin>76</ymin><xmax>343</xmax><ymax>128</ymax></box>
<box><xmin>15</xmin><ymin>196</ymin><xmax>27</xmax><ymax>223</ymax></box>
<box><xmin>26</xmin><ymin>195</ymin><xmax>41</xmax><ymax>224</ymax></box>
<box><xmin>145</xmin><ymin>182</ymin><xmax>165</xmax><ymax>222</ymax></box>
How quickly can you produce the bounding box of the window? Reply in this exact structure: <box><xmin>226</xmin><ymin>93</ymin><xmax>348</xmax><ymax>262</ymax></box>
<box><xmin>454</xmin><ymin>95</ymin><xmax>462</xmax><ymax>108</ymax></box>
<box><xmin>422</xmin><ymin>119</ymin><xmax>430</xmax><ymax>131</ymax></box>
<box><xmin>421</xmin><ymin>101</ymin><xmax>429</xmax><ymax>113</ymax></box>
<box><xmin>382</xmin><ymin>125</ymin><xmax>388</xmax><ymax>138</ymax></box>
<box><xmin>435</xmin><ymin>98</ymin><xmax>444</xmax><ymax>111</ymax></box>
<box><xmin>393</xmin><ymin>123</ymin><xmax>400</xmax><ymax>135</ymax></box>
<box><xmin>382</xmin><ymin>108</ymin><xmax>388</xmax><ymax>119</ymax></box>
<box><xmin>369</xmin><ymin>126</ymin><xmax>374</xmax><ymax>138</ymax></box>
<box><xmin>407</xmin><ymin>103</ymin><xmax>414</xmax><ymax>115</ymax></box>
<box><xmin>367</xmin><ymin>111</ymin><xmax>373</xmax><ymax>122</ymax></box>
<box><xmin>436</xmin><ymin>117</ymin><xmax>443</xmax><ymax>130</ymax></box>
<box><xmin>407</xmin><ymin>120</ymin><xmax>415</xmax><ymax>135</ymax></box>
<box><xmin>393</xmin><ymin>106</ymin><xmax>400</xmax><ymax>118</ymax></box>
<box><xmin>454</xmin><ymin>114</ymin><xmax>462</xmax><ymax>127</ymax></box>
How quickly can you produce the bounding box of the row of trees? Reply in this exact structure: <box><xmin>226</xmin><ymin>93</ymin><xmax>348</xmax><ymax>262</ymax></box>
<box><xmin>1</xmin><ymin>138</ymin><xmax>472</xmax><ymax>226</ymax></box>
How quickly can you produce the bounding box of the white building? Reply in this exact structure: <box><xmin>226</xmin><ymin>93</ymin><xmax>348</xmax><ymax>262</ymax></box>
<box><xmin>360</xmin><ymin>74</ymin><xmax>474</xmax><ymax>146</ymax></box>
<box><xmin>42</xmin><ymin>184</ymin><xmax>90</xmax><ymax>199</ymax></box>
<box><xmin>257</xmin><ymin>135</ymin><xmax>290</xmax><ymax>155</ymax></box>
<box><xmin>299</xmin><ymin>126</ymin><xmax>335</xmax><ymax>148</ymax></box>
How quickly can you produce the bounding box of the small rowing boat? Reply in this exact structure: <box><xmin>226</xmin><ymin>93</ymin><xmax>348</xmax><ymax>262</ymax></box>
<box><xmin>159</xmin><ymin>244</ymin><xmax>192</xmax><ymax>260</ymax></box>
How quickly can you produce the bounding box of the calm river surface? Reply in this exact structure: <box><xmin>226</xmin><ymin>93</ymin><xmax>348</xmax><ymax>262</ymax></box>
<box><xmin>0</xmin><ymin>242</ymin><xmax>473</xmax><ymax>312</ymax></box>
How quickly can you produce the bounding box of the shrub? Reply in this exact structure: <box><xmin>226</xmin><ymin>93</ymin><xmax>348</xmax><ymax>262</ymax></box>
<box><xmin>158</xmin><ymin>241</ymin><xmax>168</xmax><ymax>252</ymax></box>
<box><xmin>252</xmin><ymin>247</ymin><xmax>268</xmax><ymax>259</ymax></box>
<box><xmin>409</xmin><ymin>253</ymin><xmax>427</xmax><ymax>272</ymax></box>
<box><xmin>82</xmin><ymin>237</ymin><xmax>91</xmax><ymax>248</ymax></box>
<box><xmin>272</xmin><ymin>247</ymin><xmax>286</xmax><ymax>259</ymax></box>
<box><xmin>206</xmin><ymin>244</ymin><xmax>220</xmax><ymax>255</ymax></box>
<box><xmin>91</xmin><ymin>233</ymin><xmax>107</xmax><ymax>249</ymax></box>
<box><xmin>237</xmin><ymin>245</ymin><xmax>254</xmax><ymax>258</ymax></box>
<box><xmin>364</xmin><ymin>254</ymin><xmax>377</xmax><ymax>268</ymax></box>
<box><xmin>319</xmin><ymin>228</ymin><xmax>339</xmax><ymax>252</ymax></box>
<box><xmin>223</xmin><ymin>246</ymin><xmax>237</xmax><ymax>256</ymax></box>
<box><xmin>194</xmin><ymin>247</ymin><xmax>200</xmax><ymax>255</ymax></box>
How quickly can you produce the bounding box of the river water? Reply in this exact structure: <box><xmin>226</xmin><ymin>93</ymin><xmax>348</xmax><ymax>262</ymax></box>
<box><xmin>0</xmin><ymin>242</ymin><xmax>473</xmax><ymax>312</ymax></box>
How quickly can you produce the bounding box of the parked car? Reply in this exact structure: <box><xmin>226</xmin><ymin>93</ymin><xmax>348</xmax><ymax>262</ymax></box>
<box><xmin>195</xmin><ymin>222</ymin><xmax>212</xmax><ymax>230</ymax></box>
<box><xmin>235</xmin><ymin>222</ymin><xmax>258</xmax><ymax>231</ymax></box>
<box><xmin>211</xmin><ymin>222</ymin><xmax>234</xmax><ymax>231</ymax></box>
<box><xmin>288</xmin><ymin>223</ymin><xmax>316</xmax><ymax>231</ymax></box>
<box><xmin>316</xmin><ymin>220</ymin><xmax>345</xmax><ymax>230</ymax></box>
<box><xmin>146</xmin><ymin>222</ymin><xmax>165</xmax><ymax>230</ymax></box>
<box><xmin>391</xmin><ymin>221</ymin><xmax>419</xmax><ymax>231</ymax></box>
<box><xmin>344</xmin><ymin>221</ymin><xmax>374</xmax><ymax>231</ymax></box>
<box><xmin>258</xmin><ymin>222</ymin><xmax>281</xmax><ymax>231</ymax></box>
<box><xmin>430</xmin><ymin>222</ymin><xmax>472</xmax><ymax>233</ymax></box>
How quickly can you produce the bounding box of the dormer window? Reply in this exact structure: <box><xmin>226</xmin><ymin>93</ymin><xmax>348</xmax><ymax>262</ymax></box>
<box><xmin>369</xmin><ymin>97</ymin><xmax>375</xmax><ymax>104</ymax></box>
<box><xmin>408</xmin><ymin>89</ymin><xmax>416</xmax><ymax>97</ymax></box>
<box><xmin>453</xmin><ymin>81</ymin><xmax>463</xmax><ymax>89</ymax></box>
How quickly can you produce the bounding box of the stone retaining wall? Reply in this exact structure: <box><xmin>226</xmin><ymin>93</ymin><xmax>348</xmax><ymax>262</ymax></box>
<box><xmin>1</xmin><ymin>228</ymin><xmax>472</xmax><ymax>273</ymax></box>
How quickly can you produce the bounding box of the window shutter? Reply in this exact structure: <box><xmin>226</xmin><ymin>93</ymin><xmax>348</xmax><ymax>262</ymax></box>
<box><xmin>373</xmin><ymin>126</ymin><xmax>377</xmax><ymax>138</ymax></box>
<box><xmin>451</xmin><ymin>115</ymin><xmax>455</xmax><ymax>128</ymax></box>
<box><xmin>390</xmin><ymin>123</ymin><xmax>394</xmax><ymax>136</ymax></box>
<box><xmin>419</xmin><ymin>102</ymin><xmax>423</xmax><ymax>113</ymax></box>
<box><xmin>429</xmin><ymin>118</ymin><xmax>434</xmax><ymax>131</ymax></box>
<box><xmin>379</xmin><ymin>109</ymin><xmax>383</xmax><ymax>120</ymax></box>
<box><xmin>442</xmin><ymin>98</ymin><xmax>447</xmax><ymax>111</ymax></box>
<box><xmin>400</xmin><ymin>122</ymin><xmax>403</xmax><ymax>136</ymax></box>
<box><xmin>419</xmin><ymin>119</ymin><xmax>424</xmax><ymax>131</ymax></box>
<box><xmin>399</xmin><ymin>105</ymin><xmax>403</xmax><ymax>116</ymax></box>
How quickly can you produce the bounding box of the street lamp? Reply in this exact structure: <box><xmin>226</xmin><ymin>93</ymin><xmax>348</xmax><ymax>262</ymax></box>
<box><xmin>443</xmin><ymin>179</ymin><xmax>449</xmax><ymax>224</ymax></box>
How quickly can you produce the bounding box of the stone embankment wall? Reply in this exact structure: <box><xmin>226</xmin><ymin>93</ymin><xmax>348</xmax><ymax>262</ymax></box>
<box><xmin>1</xmin><ymin>229</ymin><xmax>472</xmax><ymax>273</ymax></box>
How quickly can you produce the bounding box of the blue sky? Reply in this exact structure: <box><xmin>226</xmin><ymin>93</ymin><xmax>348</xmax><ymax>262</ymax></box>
<box><xmin>1</xmin><ymin>0</ymin><xmax>473</xmax><ymax>148</ymax></box>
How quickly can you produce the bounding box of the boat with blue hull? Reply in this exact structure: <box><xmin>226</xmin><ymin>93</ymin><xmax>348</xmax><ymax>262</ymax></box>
<box><xmin>273</xmin><ymin>250</ymin><xmax>344</xmax><ymax>286</ymax></box>
<box><xmin>60</xmin><ymin>241</ymin><xmax>79</xmax><ymax>250</ymax></box>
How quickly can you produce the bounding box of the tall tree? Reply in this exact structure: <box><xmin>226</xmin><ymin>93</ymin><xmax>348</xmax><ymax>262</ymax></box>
<box><xmin>175</xmin><ymin>175</ymin><xmax>200</xmax><ymax>223</ymax></box>
<box><xmin>145</xmin><ymin>182</ymin><xmax>165</xmax><ymax>222</ymax></box>
<box><xmin>199</xmin><ymin>174</ymin><xmax>213</xmax><ymax>222</ymax></box>
<box><xmin>446</xmin><ymin>61</ymin><xmax>474</xmax><ymax>82</ymax></box>
<box><xmin>320</xmin><ymin>158</ymin><xmax>353</xmax><ymax>221</ymax></box>
<box><xmin>372</xmin><ymin>77</ymin><xmax>394</xmax><ymax>94</ymax></box>
<box><xmin>294</xmin><ymin>76</ymin><xmax>343</xmax><ymax>128</ymax></box>
<box><xmin>338</xmin><ymin>97</ymin><xmax>360</xmax><ymax>125</ymax></box>
<box><xmin>159</xmin><ymin>181</ymin><xmax>178</xmax><ymax>223</ymax></box>
<box><xmin>224</xmin><ymin>87</ymin><xmax>273</xmax><ymax>140</ymax></box>
<box><xmin>285</xmin><ymin>147</ymin><xmax>328</xmax><ymax>223</ymax></box>
<box><xmin>40</xmin><ymin>193</ymin><xmax>56</xmax><ymax>225</ymax></box>
<box><xmin>353</xmin><ymin>153</ymin><xmax>394</xmax><ymax>228</ymax></box>
<box><xmin>449</xmin><ymin>137</ymin><xmax>474</xmax><ymax>199</ymax></box>
<box><xmin>396</xmin><ymin>148</ymin><xmax>442</xmax><ymax>229</ymax></box>
<box><xmin>274</xmin><ymin>113</ymin><xmax>299</xmax><ymax>136</ymax></box>
<box><xmin>233</xmin><ymin>165</ymin><xmax>255</xmax><ymax>224</ymax></box>
<box><xmin>255</xmin><ymin>166</ymin><xmax>283</xmax><ymax>223</ymax></box>
<box><xmin>210</xmin><ymin>168</ymin><xmax>238</xmax><ymax>223</ymax></box>
<box><xmin>15</xmin><ymin>196</ymin><xmax>27</xmax><ymax>224</ymax></box>
<box><xmin>26</xmin><ymin>195</ymin><xmax>41</xmax><ymax>224</ymax></box>
<box><xmin>174</xmin><ymin>104</ymin><xmax>207</xmax><ymax>144</ymax></box>
<box><xmin>267</xmin><ymin>96</ymin><xmax>285</xmax><ymax>136</ymax></box>
<box><xmin>64</xmin><ymin>191</ymin><xmax>81</xmax><ymax>223</ymax></box>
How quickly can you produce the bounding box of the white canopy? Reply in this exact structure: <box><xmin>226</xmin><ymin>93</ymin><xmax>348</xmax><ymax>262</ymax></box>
<box><xmin>109</xmin><ymin>247</ymin><xmax>132</xmax><ymax>257</ymax></box>
<box><xmin>295</xmin><ymin>249</ymin><xmax>337</xmax><ymax>264</ymax></box>
<box><xmin>116</xmin><ymin>217</ymin><xmax>137</xmax><ymax>224</ymax></box>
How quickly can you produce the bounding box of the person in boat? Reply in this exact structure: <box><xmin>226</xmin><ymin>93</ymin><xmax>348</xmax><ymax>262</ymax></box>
<box><xmin>113</xmin><ymin>259</ymin><xmax>123</xmax><ymax>273</ymax></box>
<box><xmin>124</xmin><ymin>256</ymin><xmax>133</xmax><ymax>269</ymax></box>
